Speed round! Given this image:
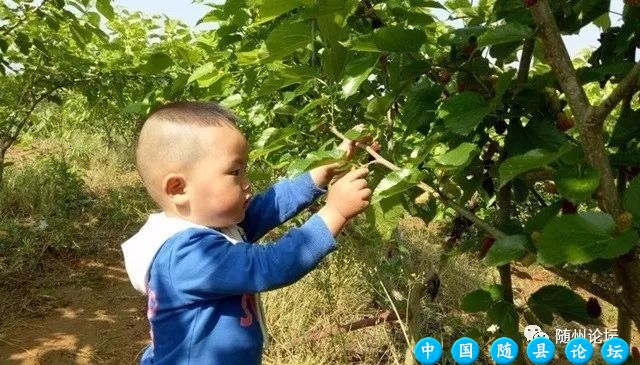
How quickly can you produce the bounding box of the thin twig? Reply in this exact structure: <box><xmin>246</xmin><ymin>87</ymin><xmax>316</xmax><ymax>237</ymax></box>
<box><xmin>544</xmin><ymin>266</ymin><xmax>640</xmax><ymax>331</ymax></box>
<box><xmin>329</xmin><ymin>125</ymin><xmax>506</xmax><ymax>239</ymax></box>
<box><xmin>587</xmin><ymin>61</ymin><xmax>640</xmax><ymax>127</ymax></box>
<box><xmin>379</xmin><ymin>279</ymin><xmax>411</xmax><ymax>347</ymax></box>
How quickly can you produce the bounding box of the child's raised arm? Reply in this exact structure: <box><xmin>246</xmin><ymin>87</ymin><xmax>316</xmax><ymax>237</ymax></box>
<box><xmin>239</xmin><ymin>139</ymin><xmax>357</xmax><ymax>241</ymax></box>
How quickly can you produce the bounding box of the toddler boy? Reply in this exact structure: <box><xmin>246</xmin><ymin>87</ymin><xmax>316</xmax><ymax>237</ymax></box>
<box><xmin>121</xmin><ymin>101</ymin><xmax>371</xmax><ymax>364</ymax></box>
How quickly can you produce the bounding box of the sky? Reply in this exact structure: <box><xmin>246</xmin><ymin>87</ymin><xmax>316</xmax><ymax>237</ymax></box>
<box><xmin>112</xmin><ymin>0</ymin><xmax>626</xmax><ymax>59</ymax></box>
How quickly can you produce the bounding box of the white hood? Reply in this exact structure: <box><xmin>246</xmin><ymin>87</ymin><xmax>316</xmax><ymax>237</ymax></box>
<box><xmin>121</xmin><ymin>213</ymin><xmax>206</xmax><ymax>294</ymax></box>
<box><xmin>121</xmin><ymin>213</ymin><xmax>269</xmax><ymax>347</ymax></box>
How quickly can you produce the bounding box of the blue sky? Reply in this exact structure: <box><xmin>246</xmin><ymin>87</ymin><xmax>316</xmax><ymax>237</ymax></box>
<box><xmin>112</xmin><ymin>0</ymin><xmax>626</xmax><ymax>58</ymax></box>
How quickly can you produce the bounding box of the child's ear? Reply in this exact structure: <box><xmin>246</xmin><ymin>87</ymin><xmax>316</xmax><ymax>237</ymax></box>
<box><xmin>163</xmin><ymin>174</ymin><xmax>189</xmax><ymax>205</ymax></box>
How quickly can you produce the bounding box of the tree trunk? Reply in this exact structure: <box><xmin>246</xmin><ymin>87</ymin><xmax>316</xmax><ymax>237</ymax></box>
<box><xmin>529</xmin><ymin>0</ymin><xmax>640</xmax><ymax>338</ymax></box>
<box><xmin>0</xmin><ymin>146</ymin><xmax>6</xmax><ymax>185</ymax></box>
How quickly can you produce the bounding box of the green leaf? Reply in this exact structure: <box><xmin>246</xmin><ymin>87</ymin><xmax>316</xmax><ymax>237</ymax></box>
<box><xmin>250</xmin><ymin>126</ymin><xmax>298</xmax><ymax>160</ymax></box>
<box><xmin>365</xmin><ymin>195</ymin><xmax>405</xmax><ymax>240</ymax></box>
<box><xmin>498</xmin><ymin>146</ymin><xmax>569</xmax><ymax>187</ymax></box>
<box><xmin>477</xmin><ymin>23</ymin><xmax>532</xmax><ymax>48</ymax></box>
<box><xmin>490</xmin><ymin>41</ymin><xmax>520</xmax><ymax>62</ymax></box>
<box><xmin>461</xmin><ymin>289</ymin><xmax>494</xmax><ymax>312</ymax></box>
<box><xmin>400</xmin><ymin>81</ymin><xmax>441</xmax><ymax>133</ymax></box>
<box><xmin>446</xmin><ymin>0</ymin><xmax>472</xmax><ymax>9</ymax></box>
<box><xmin>487</xmin><ymin>301</ymin><xmax>520</xmax><ymax>340</ymax></box>
<box><xmin>256</xmin><ymin>0</ymin><xmax>308</xmax><ymax>24</ymax></box>
<box><xmin>537</xmin><ymin>212</ymin><xmax>639</xmax><ymax>265</ymax></box>
<box><xmin>623</xmin><ymin>176</ymin><xmax>640</xmax><ymax>224</ymax></box>
<box><xmin>315</xmin><ymin>0</ymin><xmax>358</xmax><ymax>45</ymax></box>
<box><xmin>348</xmin><ymin>27</ymin><xmax>426</xmax><ymax>53</ymax></box>
<box><xmin>340</xmin><ymin>53</ymin><xmax>378</xmax><ymax>98</ymax></box>
<box><xmin>343</xmin><ymin>124</ymin><xmax>370</xmax><ymax>141</ymax></box>
<box><xmin>439</xmin><ymin>25</ymin><xmax>486</xmax><ymax>46</ymax></box>
<box><xmin>610</xmin><ymin>110</ymin><xmax>640</xmax><ymax>147</ymax></box>
<box><xmin>366</xmin><ymin>96</ymin><xmax>394</xmax><ymax>120</ymax></box>
<box><xmin>555</xmin><ymin>167</ymin><xmax>600</xmax><ymax>203</ymax></box>
<box><xmin>593</xmin><ymin>13</ymin><xmax>611</xmax><ymax>30</ymax></box>
<box><xmin>485</xmin><ymin>284</ymin><xmax>505</xmax><ymax>301</ymax></box>
<box><xmin>221</xmin><ymin>94</ymin><xmax>242</xmax><ymax>108</ymax></box>
<box><xmin>491</xmin><ymin>69</ymin><xmax>516</xmax><ymax>107</ymax></box>
<box><xmin>188</xmin><ymin>62</ymin><xmax>218</xmax><ymax>85</ymax></box>
<box><xmin>96</xmin><ymin>0</ymin><xmax>115</xmax><ymax>20</ymax></box>
<box><xmin>524</xmin><ymin>200</ymin><xmax>561</xmax><ymax>234</ymax></box>
<box><xmin>286</xmin><ymin>148</ymin><xmax>345</xmax><ymax>177</ymax></box>
<box><xmin>123</xmin><ymin>102</ymin><xmax>148</xmax><ymax>114</ymax></box>
<box><xmin>168</xmin><ymin>74</ymin><xmax>190</xmax><ymax>97</ymax></box>
<box><xmin>296</xmin><ymin>96</ymin><xmax>329</xmax><ymax>117</ymax></box>
<box><xmin>321</xmin><ymin>44</ymin><xmax>348</xmax><ymax>81</ymax></box>
<box><xmin>528</xmin><ymin>300</ymin><xmax>554</xmax><ymax>325</ymax></box>
<box><xmin>483</xmin><ymin>234</ymin><xmax>527</xmax><ymax>266</ymax></box>
<box><xmin>438</xmin><ymin>92</ymin><xmax>490</xmax><ymax>135</ymax></box>
<box><xmin>372</xmin><ymin>168</ymin><xmax>419</xmax><ymax>204</ymax></box>
<box><xmin>412</xmin><ymin>0</ymin><xmax>447</xmax><ymax>9</ymax></box>
<box><xmin>433</xmin><ymin>143</ymin><xmax>477</xmax><ymax>168</ymax></box>
<box><xmin>143</xmin><ymin>52</ymin><xmax>174</xmax><ymax>74</ymax></box>
<box><xmin>258</xmin><ymin>65</ymin><xmax>318</xmax><ymax>96</ymax></box>
<box><xmin>15</xmin><ymin>32</ymin><xmax>32</xmax><ymax>54</ymax></box>
<box><xmin>528</xmin><ymin>285</ymin><xmax>599</xmax><ymax>326</ymax></box>
<box><xmin>265</xmin><ymin>21</ymin><xmax>312</xmax><ymax>60</ymax></box>
<box><xmin>504</xmin><ymin>117</ymin><xmax>568</xmax><ymax>156</ymax></box>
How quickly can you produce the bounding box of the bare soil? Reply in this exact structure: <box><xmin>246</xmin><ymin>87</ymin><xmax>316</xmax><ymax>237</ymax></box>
<box><xmin>0</xmin><ymin>248</ymin><xmax>149</xmax><ymax>365</ymax></box>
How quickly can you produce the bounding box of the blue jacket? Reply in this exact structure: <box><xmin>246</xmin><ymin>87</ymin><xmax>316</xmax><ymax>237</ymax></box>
<box><xmin>121</xmin><ymin>173</ymin><xmax>337</xmax><ymax>364</ymax></box>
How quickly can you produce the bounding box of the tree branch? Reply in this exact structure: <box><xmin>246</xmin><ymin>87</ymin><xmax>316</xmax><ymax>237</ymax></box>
<box><xmin>528</xmin><ymin>0</ymin><xmax>591</xmax><ymax>121</ymax></box>
<box><xmin>544</xmin><ymin>266</ymin><xmax>640</xmax><ymax>332</ymax></box>
<box><xmin>329</xmin><ymin>125</ymin><xmax>506</xmax><ymax>240</ymax></box>
<box><xmin>587</xmin><ymin>62</ymin><xmax>640</xmax><ymax>127</ymax></box>
<box><xmin>0</xmin><ymin>0</ymin><xmax>51</xmax><ymax>38</ymax></box>
<box><xmin>516</xmin><ymin>38</ymin><xmax>535</xmax><ymax>86</ymax></box>
<box><xmin>529</xmin><ymin>0</ymin><xmax>621</xmax><ymax>216</ymax></box>
<box><xmin>9</xmin><ymin>86</ymin><xmax>61</xmax><ymax>142</ymax></box>
<box><xmin>308</xmin><ymin>310</ymin><xmax>401</xmax><ymax>342</ymax></box>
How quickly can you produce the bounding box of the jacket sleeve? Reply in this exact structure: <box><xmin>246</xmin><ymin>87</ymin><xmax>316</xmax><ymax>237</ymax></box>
<box><xmin>239</xmin><ymin>172</ymin><xmax>326</xmax><ymax>242</ymax></box>
<box><xmin>168</xmin><ymin>214</ymin><xmax>336</xmax><ymax>301</ymax></box>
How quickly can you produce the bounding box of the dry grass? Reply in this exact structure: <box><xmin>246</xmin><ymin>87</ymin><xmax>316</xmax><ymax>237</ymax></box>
<box><xmin>260</xmin><ymin>217</ymin><xmax>493</xmax><ymax>365</ymax></box>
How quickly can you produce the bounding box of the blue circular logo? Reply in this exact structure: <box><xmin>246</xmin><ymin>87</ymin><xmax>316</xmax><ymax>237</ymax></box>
<box><xmin>526</xmin><ymin>337</ymin><xmax>555</xmax><ymax>365</ymax></box>
<box><xmin>490</xmin><ymin>337</ymin><xmax>519</xmax><ymax>364</ymax></box>
<box><xmin>413</xmin><ymin>337</ymin><xmax>442</xmax><ymax>365</ymax></box>
<box><xmin>451</xmin><ymin>337</ymin><xmax>480</xmax><ymax>365</ymax></box>
<box><xmin>565</xmin><ymin>337</ymin><xmax>593</xmax><ymax>365</ymax></box>
<box><xmin>601</xmin><ymin>337</ymin><xmax>629</xmax><ymax>365</ymax></box>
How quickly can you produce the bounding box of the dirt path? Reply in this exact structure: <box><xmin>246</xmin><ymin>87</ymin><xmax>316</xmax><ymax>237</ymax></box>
<box><xmin>0</xmin><ymin>248</ymin><xmax>149</xmax><ymax>365</ymax></box>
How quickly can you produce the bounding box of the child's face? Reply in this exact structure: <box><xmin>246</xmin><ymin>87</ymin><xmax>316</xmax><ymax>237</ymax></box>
<box><xmin>187</xmin><ymin>125</ymin><xmax>251</xmax><ymax>228</ymax></box>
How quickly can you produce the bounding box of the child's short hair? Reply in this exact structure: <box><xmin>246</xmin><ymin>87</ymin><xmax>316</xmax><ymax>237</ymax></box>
<box><xmin>135</xmin><ymin>101</ymin><xmax>240</xmax><ymax>206</ymax></box>
<box><xmin>145</xmin><ymin>101</ymin><xmax>239</xmax><ymax>128</ymax></box>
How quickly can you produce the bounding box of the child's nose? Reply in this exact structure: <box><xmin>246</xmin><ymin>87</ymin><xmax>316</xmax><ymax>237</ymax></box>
<box><xmin>242</xmin><ymin>177</ymin><xmax>252</xmax><ymax>193</ymax></box>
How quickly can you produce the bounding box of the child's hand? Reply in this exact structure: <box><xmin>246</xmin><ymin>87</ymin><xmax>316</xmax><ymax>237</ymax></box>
<box><xmin>325</xmin><ymin>167</ymin><xmax>371</xmax><ymax>220</ymax></box>
<box><xmin>337</xmin><ymin>138</ymin><xmax>357</xmax><ymax>160</ymax></box>
<box><xmin>309</xmin><ymin>139</ymin><xmax>357</xmax><ymax>188</ymax></box>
